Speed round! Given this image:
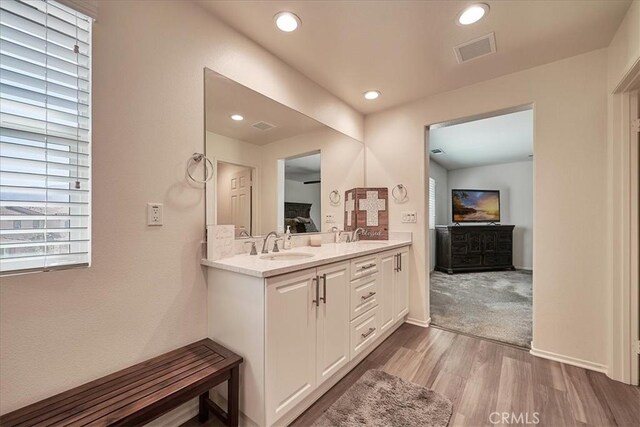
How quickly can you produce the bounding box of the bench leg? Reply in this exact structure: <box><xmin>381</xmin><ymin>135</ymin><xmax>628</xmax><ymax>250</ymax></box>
<box><xmin>198</xmin><ymin>392</ymin><xmax>210</xmax><ymax>423</ymax></box>
<box><xmin>227</xmin><ymin>366</ymin><xmax>240</xmax><ymax>427</ymax></box>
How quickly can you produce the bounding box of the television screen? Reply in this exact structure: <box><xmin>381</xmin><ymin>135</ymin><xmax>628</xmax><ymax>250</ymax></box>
<box><xmin>452</xmin><ymin>189</ymin><xmax>500</xmax><ymax>222</ymax></box>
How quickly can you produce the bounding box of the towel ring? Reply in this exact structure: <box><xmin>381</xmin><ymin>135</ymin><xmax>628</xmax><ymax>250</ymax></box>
<box><xmin>392</xmin><ymin>184</ymin><xmax>408</xmax><ymax>203</ymax></box>
<box><xmin>329</xmin><ymin>190</ymin><xmax>341</xmax><ymax>205</ymax></box>
<box><xmin>186</xmin><ymin>153</ymin><xmax>214</xmax><ymax>184</ymax></box>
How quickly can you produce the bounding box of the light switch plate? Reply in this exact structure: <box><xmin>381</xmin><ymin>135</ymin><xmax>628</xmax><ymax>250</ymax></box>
<box><xmin>325</xmin><ymin>213</ymin><xmax>336</xmax><ymax>223</ymax></box>
<box><xmin>401</xmin><ymin>211</ymin><xmax>417</xmax><ymax>223</ymax></box>
<box><xmin>147</xmin><ymin>203</ymin><xmax>163</xmax><ymax>226</ymax></box>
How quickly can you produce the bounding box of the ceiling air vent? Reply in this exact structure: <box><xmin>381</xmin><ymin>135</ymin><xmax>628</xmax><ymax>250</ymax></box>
<box><xmin>431</xmin><ymin>148</ymin><xmax>445</xmax><ymax>154</ymax></box>
<box><xmin>252</xmin><ymin>121</ymin><xmax>276</xmax><ymax>131</ymax></box>
<box><xmin>454</xmin><ymin>32</ymin><xmax>496</xmax><ymax>64</ymax></box>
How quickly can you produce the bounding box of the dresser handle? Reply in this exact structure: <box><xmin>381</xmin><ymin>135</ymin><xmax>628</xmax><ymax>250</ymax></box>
<box><xmin>361</xmin><ymin>327</ymin><xmax>376</xmax><ymax>339</ymax></box>
<box><xmin>361</xmin><ymin>291</ymin><xmax>376</xmax><ymax>301</ymax></box>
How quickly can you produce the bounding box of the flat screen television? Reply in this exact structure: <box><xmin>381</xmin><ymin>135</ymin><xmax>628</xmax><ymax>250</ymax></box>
<box><xmin>452</xmin><ymin>189</ymin><xmax>500</xmax><ymax>223</ymax></box>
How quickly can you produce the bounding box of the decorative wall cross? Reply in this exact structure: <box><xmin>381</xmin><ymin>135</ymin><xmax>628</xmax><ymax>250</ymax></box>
<box><xmin>359</xmin><ymin>191</ymin><xmax>386</xmax><ymax>227</ymax></box>
<box><xmin>345</xmin><ymin>192</ymin><xmax>355</xmax><ymax>227</ymax></box>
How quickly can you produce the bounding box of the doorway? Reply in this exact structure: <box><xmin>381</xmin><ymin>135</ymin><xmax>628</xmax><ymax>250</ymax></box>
<box><xmin>216</xmin><ymin>161</ymin><xmax>254</xmax><ymax>237</ymax></box>
<box><xmin>427</xmin><ymin>106</ymin><xmax>534</xmax><ymax>349</ymax></box>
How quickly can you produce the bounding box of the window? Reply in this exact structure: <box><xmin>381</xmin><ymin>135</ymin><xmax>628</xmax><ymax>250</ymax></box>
<box><xmin>429</xmin><ymin>177</ymin><xmax>436</xmax><ymax>230</ymax></box>
<box><xmin>0</xmin><ymin>0</ymin><xmax>92</xmax><ymax>274</ymax></box>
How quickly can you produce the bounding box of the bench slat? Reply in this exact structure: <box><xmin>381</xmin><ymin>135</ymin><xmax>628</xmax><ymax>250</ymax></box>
<box><xmin>0</xmin><ymin>339</ymin><xmax>242</xmax><ymax>427</ymax></box>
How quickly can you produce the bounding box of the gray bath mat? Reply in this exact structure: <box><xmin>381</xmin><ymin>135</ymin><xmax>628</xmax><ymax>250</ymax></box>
<box><xmin>311</xmin><ymin>369</ymin><xmax>452</xmax><ymax>427</ymax></box>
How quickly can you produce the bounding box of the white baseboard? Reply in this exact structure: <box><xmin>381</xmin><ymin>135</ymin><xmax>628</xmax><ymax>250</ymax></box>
<box><xmin>529</xmin><ymin>346</ymin><xmax>608</xmax><ymax>374</ymax></box>
<box><xmin>405</xmin><ymin>317</ymin><xmax>431</xmax><ymax>327</ymax></box>
<box><xmin>144</xmin><ymin>398</ymin><xmax>198</xmax><ymax>426</ymax></box>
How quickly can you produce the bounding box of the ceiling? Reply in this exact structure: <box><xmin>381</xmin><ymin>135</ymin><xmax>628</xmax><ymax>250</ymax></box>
<box><xmin>285</xmin><ymin>153</ymin><xmax>321</xmax><ymax>182</ymax></box>
<box><xmin>205</xmin><ymin>69</ymin><xmax>324</xmax><ymax>145</ymax></box>
<box><xmin>429</xmin><ymin>109</ymin><xmax>533</xmax><ymax>170</ymax></box>
<box><xmin>199</xmin><ymin>0</ymin><xmax>631</xmax><ymax>114</ymax></box>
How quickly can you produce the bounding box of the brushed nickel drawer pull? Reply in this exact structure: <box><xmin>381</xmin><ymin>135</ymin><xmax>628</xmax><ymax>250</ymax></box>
<box><xmin>312</xmin><ymin>276</ymin><xmax>319</xmax><ymax>307</ymax></box>
<box><xmin>361</xmin><ymin>291</ymin><xmax>376</xmax><ymax>301</ymax></box>
<box><xmin>360</xmin><ymin>263</ymin><xmax>376</xmax><ymax>270</ymax></box>
<box><xmin>361</xmin><ymin>327</ymin><xmax>376</xmax><ymax>339</ymax></box>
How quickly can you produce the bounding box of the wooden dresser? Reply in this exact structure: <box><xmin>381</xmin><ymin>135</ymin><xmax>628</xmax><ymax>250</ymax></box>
<box><xmin>435</xmin><ymin>225</ymin><xmax>515</xmax><ymax>274</ymax></box>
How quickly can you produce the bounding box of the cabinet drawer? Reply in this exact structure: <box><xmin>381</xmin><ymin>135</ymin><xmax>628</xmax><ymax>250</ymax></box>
<box><xmin>451</xmin><ymin>255</ymin><xmax>482</xmax><ymax>267</ymax></box>
<box><xmin>451</xmin><ymin>232</ymin><xmax>468</xmax><ymax>244</ymax></box>
<box><xmin>350</xmin><ymin>255</ymin><xmax>378</xmax><ymax>281</ymax></box>
<box><xmin>451</xmin><ymin>243</ymin><xmax>468</xmax><ymax>255</ymax></box>
<box><xmin>350</xmin><ymin>273</ymin><xmax>379</xmax><ymax>320</ymax></box>
<box><xmin>350</xmin><ymin>306</ymin><xmax>379</xmax><ymax>360</ymax></box>
<box><xmin>497</xmin><ymin>241</ymin><xmax>512</xmax><ymax>253</ymax></box>
<box><xmin>483</xmin><ymin>254</ymin><xmax>511</xmax><ymax>266</ymax></box>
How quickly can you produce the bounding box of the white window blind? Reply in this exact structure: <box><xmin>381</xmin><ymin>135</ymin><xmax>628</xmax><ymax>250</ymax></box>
<box><xmin>429</xmin><ymin>177</ymin><xmax>436</xmax><ymax>230</ymax></box>
<box><xmin>0</xmin><ymin>0</ymin><xmax>91</xmax><ymax>274</ymax></box>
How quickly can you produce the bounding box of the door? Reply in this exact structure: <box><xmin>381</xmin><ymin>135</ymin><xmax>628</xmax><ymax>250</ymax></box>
<box><xmin>316</xmin><ymin>262</ymin><xmax>350</xmax><ymax>385</ymax></box>
<box><xmin>265</xmin><ymin>269</ymin><xmax>317</xmax><ymax>424</ymax></box>
<box><xmin>395</xmin><ymin>249</ymin><xmax>410</xmax><ymax>320</ymax></box>
<box><xmin>379</xmin><ymin>251</ymin><xmax>395</xmax><ymax>332</ymax></box>
<box><xmin>230</xmin><ymin>168</ymin><xmax>252</xmax><ymax>237</ymax></box>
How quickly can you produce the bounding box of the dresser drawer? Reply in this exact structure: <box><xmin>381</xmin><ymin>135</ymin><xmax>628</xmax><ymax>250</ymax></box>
<box><xmin>451</xmin><ymin>243</ymin><xmax>468</xmax><ymax>255</ymax></box>
<box><xmin>350</xmin><ymin>254</ymin><xmax>378</xmax><ymax>281</ymax></box>
<box><xmin>483</xmin><ymin>254</ymin><xmax>511</xmax><ymax>266</ymax></box>
<box><xmin>350</xmin><ymin>306</ymin><xmax>379</xmax><ymax>360</ymax></box>
<box><xmin>451</xmin><ymin>255</ymin><xmax>482</xmax><ymax>267</ymax></box>
<box><xmin>451</xmin><ymin>232</ymin><xmax>468</xmax><ymax>244</ymax></box>
<box><xmin>350</xmin><ymin>273</ymin><xmax>379</xmax><ymax>320</ymax></box>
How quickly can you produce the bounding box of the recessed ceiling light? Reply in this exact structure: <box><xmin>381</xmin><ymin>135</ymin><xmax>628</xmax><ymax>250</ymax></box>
<box><xmin>274</xmin><ymin>12</ymin><xmax>300</xmax><ymax>32</ymax></box>
<box><xmin>364</xmin><ymin>90</ymin><xmax>381</xmax><ymax>100</ymax></box>
<box><xmin>230</xmin><ymin>114</ymin><xmax>244</xmax><ymax>121</ymax></box>
<box><xmin>457</xmin><ymin>3</ymin><xmax>489</xmax><ymax>26</ymax></box>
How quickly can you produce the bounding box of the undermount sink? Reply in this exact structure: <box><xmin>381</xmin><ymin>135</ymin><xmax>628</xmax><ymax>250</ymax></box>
<box><xmin>260</xmin><ymin>252</ymin><xmax>315</xmax><ymax>261</ymax></box>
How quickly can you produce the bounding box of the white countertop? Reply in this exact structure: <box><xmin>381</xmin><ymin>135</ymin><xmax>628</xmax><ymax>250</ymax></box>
<box><xmin>201</xmin><ymin>238</ymin><xmax>412</xmax><ymax>278</ymax></box>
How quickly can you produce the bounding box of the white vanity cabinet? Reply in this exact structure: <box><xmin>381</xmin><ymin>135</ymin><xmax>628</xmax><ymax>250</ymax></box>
<box><xmin>265</xmin><ymin>262</ymin><xmax>350</xmax><ymax>424</ymax></box>
<box><xmin>205</xmin><ymin>241</ymin><xmax>411</xmax><ymax>427</ymax></box>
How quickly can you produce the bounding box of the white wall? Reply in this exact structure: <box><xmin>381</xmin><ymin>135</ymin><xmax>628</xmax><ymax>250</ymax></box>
<box><xmin>0</xmin><ymin>0</ymin><xmax>363</xmax><ymax>415</ymax></box>
<box><xmin>447</xmin><ymin>161</ymin><xmax>534</xmax><ymax>269</ymax></box>
<box><xmin>284</xmin><ymin>179</ymin><xmax>322</xmax><ymax>229</ymax></box>
<box><xmin>365</xmin><ymin>48</ymin><xmax>609</xmax><ymax>368</ymax></box>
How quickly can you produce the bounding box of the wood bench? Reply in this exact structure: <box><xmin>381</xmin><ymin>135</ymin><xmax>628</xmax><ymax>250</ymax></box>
<box><xmin>0</xmin><ymin>338</ymin><xmax>243</xmax><ymax>427</ymax></box>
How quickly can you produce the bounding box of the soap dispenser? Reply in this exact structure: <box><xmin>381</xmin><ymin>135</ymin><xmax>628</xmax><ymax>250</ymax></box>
<box><xmin>283</xmin><ymin>225</ymin><xmax>293</xmax><ymax>250</ymax></box>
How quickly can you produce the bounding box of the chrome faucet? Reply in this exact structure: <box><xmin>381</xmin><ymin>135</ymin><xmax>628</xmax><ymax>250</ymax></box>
<box><xmin>261</xmin><ymin>231</ymin><xmax>280</xmax><ymax>254</ymax></box>
<box><xmin>339</xmin><ymin>230</ymin><xmax>352</xmax><ymax>243</ymax></box>
<box><xmin>352</xmin><ymin>228</ymin><xmax>366</xmax><ymax>242</ymax></box>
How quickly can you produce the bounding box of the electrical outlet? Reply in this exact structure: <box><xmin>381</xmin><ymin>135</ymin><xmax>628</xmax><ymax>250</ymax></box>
<box><xmin>147</xmin><ymin>203</ymin><xmax>163</xmax><ymax>226</ymax></box>
<box><xmin>325</xmin><ymin>213</ymin><xmax>336</xmax><ymax>223</ymax></box>
<box><xmin>401</xmin><ymin>211</ymin><xmax>417</xmax><ymax>223</ymax></box>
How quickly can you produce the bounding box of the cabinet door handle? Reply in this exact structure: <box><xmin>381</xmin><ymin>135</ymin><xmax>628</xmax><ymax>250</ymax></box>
<box><xmin>312</xmin><ymin>276</ymin><xmax>319</xmax><ymax>307</ymax></box>
<box><xmin>394</xmin><ymin>253</ymin><xmax>400</xmax><ymax>272</ymax></box>
<box><xmin>361</xmin><ymin>291</ymin><xmax>376</xmax><ymax>301</ymax></box>
<box><xmin>399</xmin><ymin>253</ymin><xmax>402</xmax><ymax>272</ymax></box>
<box><xmin>361</xmin><ymin>327</ymin><xmax>376</xmax><ymax>339</ymax></box>
<box><xmin>320</xmin><ymin>274</ymin><xmax>327</xmax><ymax>304</ymax></box>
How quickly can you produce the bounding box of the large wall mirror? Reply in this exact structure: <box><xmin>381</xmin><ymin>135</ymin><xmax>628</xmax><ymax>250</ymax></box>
<box><xmin>204</xmin><ymin>69</ymin><xmax>364</xmax><ymax>237</ymax></box>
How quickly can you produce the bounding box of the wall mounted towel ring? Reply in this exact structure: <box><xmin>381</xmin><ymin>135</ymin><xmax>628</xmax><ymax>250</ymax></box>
<box><xmin>392</xmin><ymin>184</ymin><xmax>408</xmax><ymax>203</ymax></box>
<box><xmin>329</xmin><ymin>189</ymin><xmax>341</xmax><ymax>205</ymax></box>
<box><xmin>186</xmin><ymin>153</ymin><xmax>214</xmax><ymax>184</ymax></box>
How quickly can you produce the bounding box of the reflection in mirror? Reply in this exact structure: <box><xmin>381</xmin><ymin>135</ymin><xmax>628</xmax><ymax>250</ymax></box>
<box><xmin>283</xmin><ymin>152</ymin><xmax>321</xmax><ymax>234</ymax></box>
<box><xmin>204</xmin><ymin>68</ymin><xmax>364</xmax><ymax>238</ymax></box>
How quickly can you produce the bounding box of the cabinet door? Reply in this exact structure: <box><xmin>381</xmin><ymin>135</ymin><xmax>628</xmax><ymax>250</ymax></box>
<box><xmin>316</xmin><ymin>262</ymin><xmax>350</xmax><ymax>385</ymax></box>
<box><xmin>394</xmin><ymin>249</ymin><xmax>409</xmax><ymax>319</ymax></box>
<box><xmin>379</xmin><ymin>251</ymin><xmax>395</xmax><ymax>333</ymax></box>
<box><xmin>266</xmin><ymin>269</ymin><xmax>317</xmax><ymax>425</ymax></box>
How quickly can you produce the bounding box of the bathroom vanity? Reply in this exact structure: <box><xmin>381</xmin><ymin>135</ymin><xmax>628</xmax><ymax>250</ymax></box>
<box><xmin>202</xmin><ymin>238</ymin><xmax>411</xmax><ymax>426</ymax></box>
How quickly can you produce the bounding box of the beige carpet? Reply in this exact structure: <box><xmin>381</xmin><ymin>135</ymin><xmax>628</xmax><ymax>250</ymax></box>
<box><xmin>311</xmin><ymin>370</ymin><xmax>452</xmax><ymax>427</ymax></box>
<box><xmin>430</xmin><ymin>270</ymin><xmax>532</xmax><ymax>348</ymax></box>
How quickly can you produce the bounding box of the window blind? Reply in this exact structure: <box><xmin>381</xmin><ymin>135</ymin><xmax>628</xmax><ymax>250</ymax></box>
<box><xmin>429</xmin><ymin>177</ymin><xmax>435</xmax><ymax>230</ymax></box>
<box><xmin>0</xmin><ymin>0</ymin><xmax>91</xmax><ymax>274</ymax></box>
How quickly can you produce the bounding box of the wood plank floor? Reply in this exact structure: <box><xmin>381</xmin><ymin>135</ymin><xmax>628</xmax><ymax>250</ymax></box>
<box><xmin>186</xmin><ymin>324</ymin><xmax>640</xmax><ymax>427</ymax></box>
